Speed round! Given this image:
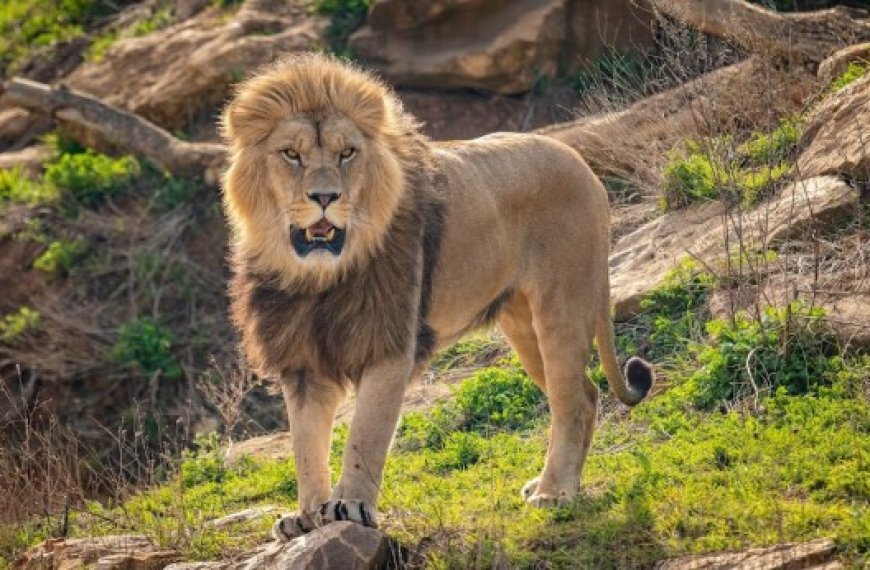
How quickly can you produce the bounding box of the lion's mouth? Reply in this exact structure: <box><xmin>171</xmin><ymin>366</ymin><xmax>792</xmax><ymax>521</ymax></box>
<box><xmin>291</xmin><ymin>218</ymin><xmax>345</xmax><ymax>256</ymax></box>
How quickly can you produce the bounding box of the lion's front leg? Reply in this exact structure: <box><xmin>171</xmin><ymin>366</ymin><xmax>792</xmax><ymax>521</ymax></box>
<box><xmin>273</xmin><ymin>374</ymin><xmax>345</xmax><ymax>542</ymax></box>
<box><xmin>325</xmin><ymin>354</ymin><xmax>413</xmax><ymax>529</ymax></box>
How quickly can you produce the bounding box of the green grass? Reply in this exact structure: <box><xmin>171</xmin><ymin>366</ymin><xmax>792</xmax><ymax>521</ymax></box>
<box><xmin>86</xmin><ymin>1</ymin><xmax>175</xmax><ymax>62</ymax></box>
<box><xmin>4</xmin><ymin>266</ymin><xmax>867</xmax><ymax>567</ymax></box>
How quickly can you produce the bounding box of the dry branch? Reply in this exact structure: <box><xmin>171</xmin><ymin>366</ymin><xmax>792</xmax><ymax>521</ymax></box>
<box><xmin>2</xmin><ymin>78</ymin><xmax>227</xmax><ymax>184</ymax></box>
<box><xmin>651</xmin><ymin>0</ymin><xmax>870</xmax><ymax>63</ymax></box>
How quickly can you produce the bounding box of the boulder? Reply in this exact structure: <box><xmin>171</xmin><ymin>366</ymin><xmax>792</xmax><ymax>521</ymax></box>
<box><xmin>798</xmin><ymin>72</ymin><xmax>870</xmax><ymax>181</ymax></box>
<box><xmin>610</xmin><ymin>176</ymin><xmax>858</xmax><ymax>320</ymax></box>
<box><xmin>66</xmin><ymin>1</ymin><xmax>326</xmax><ymax>131</ymax></box>
<box><xmin>164</xmin><ymin>522</ymin><xmax>392</xmax><ymax>570</ymax></box>
<box><xmin>818</xmin><ymin>42</ymin><xmax>870</xmax><ymax>87</ymax></box>
<box><xmin>350</xmin><ymin>0</ymin><xmax>566</xmax><ymax>94</ymax></box>
<box><xmin>656</xmin><ymin>538</ymin><xmax>840</xmax><ymax>569</ymax></box>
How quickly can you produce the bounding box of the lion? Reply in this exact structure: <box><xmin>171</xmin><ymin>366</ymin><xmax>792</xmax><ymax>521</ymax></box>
<box><xmin>221</xmin><ymin>53</ymin><xmax>654</xmax><ymax>540</ymax></box>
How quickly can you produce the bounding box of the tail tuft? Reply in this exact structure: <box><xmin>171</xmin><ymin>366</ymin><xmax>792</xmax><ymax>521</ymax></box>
<box><xmin>623</xmin><ymin>357</ymin><xmax>654</xmax><ymax>404</ymax></box>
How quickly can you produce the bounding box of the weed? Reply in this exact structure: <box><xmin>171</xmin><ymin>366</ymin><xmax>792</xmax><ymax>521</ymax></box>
<box><xmin>0</xmin><ymin>307</ymin><xmax>40</xmax><ymax>344</ymax></box>
<box><xmin>45</xmin><ymin>151</ymin><xmax>140</xmax><ymax>208</ymax></box>
<box><xmin>691</xmin><ymin>302</ymin><xmax>838</xmax><ymax>409</ymax></box>
<box><xmin>32</xmin><ymin>237</ymin><xmax>88</xmax><ymax>274</ymax></box>
<box><xmin>110</xmin><ymin>317</ymin><xmax>182</xmax><ymax>380</ymax></box>
<box><xmin>0</xmin><ymin>166</ymin><xmax>59</xmax><ymax>208</ymax></box>
<box><xmin>829</xmin><ymin>60</ymin><xmax>869</xmax><ymax>93</ymax></box>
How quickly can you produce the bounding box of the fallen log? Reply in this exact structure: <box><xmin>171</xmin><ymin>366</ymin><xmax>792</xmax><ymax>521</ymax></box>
<box><xmin>650</xmin><ymin>0</ymin><xmax>870</xmax><ymax>64</ymax></box>
<box><xmin>2</xmin><ymin>78</ymin><xmax>227</xmax><ymax>184</ymax></box>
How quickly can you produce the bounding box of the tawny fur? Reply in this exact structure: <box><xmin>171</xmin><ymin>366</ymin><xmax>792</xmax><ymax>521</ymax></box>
<box><xmin>221</xmin><ymin>53</ymin><xmax>653</xmax><ymax>533</ymax></box>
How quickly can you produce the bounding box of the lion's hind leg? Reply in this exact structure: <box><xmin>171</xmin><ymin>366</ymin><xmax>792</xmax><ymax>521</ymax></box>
<box><xmin>518</xmin><ymin>292</ymin><xmax>599</xmax><ymax>508</ymax></box>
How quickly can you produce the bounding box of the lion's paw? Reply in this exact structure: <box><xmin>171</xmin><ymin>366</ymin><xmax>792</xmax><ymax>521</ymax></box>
<box><xmin>521</xmin><ymin>477</ymin><xmax>576</xmax><ymax>508</ymax></box>
<box><xmin>272</xmin><ymin>500</ymin><xmax>378</xmax><ymax>542</ymax></box>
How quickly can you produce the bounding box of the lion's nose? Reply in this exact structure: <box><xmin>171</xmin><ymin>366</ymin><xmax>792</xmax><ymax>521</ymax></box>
<box><xmin>307</xmin><ymin>192</ymin><xmax>341</xmax><ymax>209</ymax></box>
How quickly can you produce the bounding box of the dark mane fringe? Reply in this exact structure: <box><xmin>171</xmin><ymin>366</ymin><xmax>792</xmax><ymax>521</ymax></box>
<box><xmin>229</xmin><ymin>133</ymin><xmax>445</xmax><ymax>390</ymax></box>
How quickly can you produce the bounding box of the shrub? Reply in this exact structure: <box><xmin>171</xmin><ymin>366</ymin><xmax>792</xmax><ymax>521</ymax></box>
<box><xmin>313</xmin><ymin>0</ymin><xmax>372</xmax><ymax>56</ymax></box>
<box><xmin>0</xmin><ymin>166</ymin><xmax>59</xmax><ymax>207</ymax></box>
<box><xmin>44</xmin><ymin>151</ymin><xmax>140</xmax><ymax>208</ymax></box>
<box><xmin>452</xmin><ymin>366</ymin><xmax>546</xmax><ymax>433</ymax></box>
<box><xmin>661</xmin><ymin>148</ymin><xmax>718</xmax><ymax>210</ymax></box>
<box><xmin>110</xmin><ymin>317</ymin><xmax>182</xmax><ymax>380</ymax></box>
<box><xmin>32</xmin><ymin>237</ymin><xmax>88</xmax><ymax>274</ymax></box>
<box><xmin>829</xmin><ymin>60</ymin><xmax>869</xmax><ymax>93</ymax></box>
<box><xmin>150</xmin><ymin>175</ymin><xmax>200</xmax><ymax>212</ymax></box>
<box><xmin>738</xmin><ymin>117</ymin><xmax>800</xmax><ymax>165</ymax></box>
<box><xmin>0</xmin><ymin>306</ymin><xmax>40</xmax><ymax>344</ymax></box>
<box><xmin>691</xmin><ymin>302</ymin><xmax>838</xmax><ymax>409</ymax></box>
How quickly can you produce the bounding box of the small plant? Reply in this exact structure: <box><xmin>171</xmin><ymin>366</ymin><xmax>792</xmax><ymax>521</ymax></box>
<box><xmin>829</xmin><ymin>60</ymin><xmax>869</xmax><ymax>93</ymax></box>
<box><xmin>0</xmin><ymin>306</ymin><xmax>40</xmax><ymax>344</ymax></box>
<box><xmin>150</xmin><ymin>175</ymin><xmax>200</xmax><ymax>212</ymax></box>
<box><xmin>0</xmin><ymin>166</ymin><xmax>59</xmax><ymax>207</ymax></box>
<box><xmin>452</xmin><ymin>366</ymin><xmax>546</xmax><ymax>433</ymax></box>
<box><xmin>44</xmin><ymin>150</ymin><xmax>140</xmax><ymax>208</ymax></box>
<box><xmin>738</xmin><ymin>117</ymin><xmax>800</xmax><ymax>165</ymax></box>
<box><xmin>110</xmin><ymin>317</ymin><xmax>182</xmax><ymax>380</ymax></box>
<box><xmin>661</xmin><ymin>148</ymin><xmax>718</xmax><ymax>210</ymax></box>
<box><xmin>691</xmin><ymin>302</ymin><xmax>838</xmax><ymax>409</ymax></box>
<box><xmin>32</xmin><ymin>237</ymin><xmax>88</xmax><ymax>274</ymax></box>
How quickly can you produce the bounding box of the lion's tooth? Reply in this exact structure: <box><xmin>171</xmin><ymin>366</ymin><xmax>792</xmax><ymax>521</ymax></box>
<box><xmin>305</xmin><ymin>228</ymin><xmax>313</xmax><ymax>242</ymax></box>
<box><xmin>327</xmin><ymin>228</ymin><xmax>336</xmax><ymax>241</ymax></box>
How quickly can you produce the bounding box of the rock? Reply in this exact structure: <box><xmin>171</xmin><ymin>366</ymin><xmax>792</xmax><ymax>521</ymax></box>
<box><xmin>818</xmin><ymin>42</ymin><xmax>870</xmax><ymax>87</ymax></box>
<box><xmin>0</xmin><ymin>145</ymin><xmax>53</xmax><ymax>176</ymax></box>
<box><xmin>97</xmin><ymin>550</ymin><xmax>182</xmax><ymax>569</ymax></box>
<box><xmin>351</xmin><ymin>0</ymin><xmax>566</xmax><ymax>94</ymax></box>
<box><xmin>0</xmin><ymin>108</ymin><xmax>50</xmax><ymax>151</ymax></box>
<box><xmin>656</xmin><ymin>538</ymin><xmax>840</xmax><ymax>569</ymax></box>
<box><xmin>798</xmin><ymin>72</ymin><xmax>870</xmax><ymax>180</ymax></box>
<box><xmin>13</xmin><ymin>535</ymin><xmax>160</xmax><ymax>570</ymax></box>
<box><xmin>164</xmin><ymin>522</ymin><xmax>392</xmax><ymax>570</ymax></box>
<box><xmin>66</xmin><ymin>1</ymin><xmax>326</xmax><ymax>131</ymax></box>
<box><xmin>351</xmin><ymin>0</ymin><xmax>654</xmax><ymax>94</ymax></box>
<box><xmin>610</xmin><ymin>176</ymin><xmax>857</xmax><ymax>320</ymax></box>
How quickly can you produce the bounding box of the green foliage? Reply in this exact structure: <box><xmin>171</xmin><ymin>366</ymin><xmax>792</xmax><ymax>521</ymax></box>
<box><xmin>829</xmin><ymin>60</ymin><xmax>869</xmax><ymax>93</ymax></box>
<box><xmin>452</xmin><ymin>366</ymin><xmax>546</xmax><ymax>432</ymax></box>
<box><xmin>661</xmin><ymin>118</ymin><xmax>800</xmax><ymax>211</ymax></box>
<box><xmin>149</xmin><ymin>174</ymin><xmax>201</xmax><ymax>212</ymax></box>
<box><xmin>44</xmin><ymin>151</ymin><xmax>140</xmax><ymax>208</ymax></box>
<box><xmin>690</xmin><ymin>302</ymin><xmax>839</xmax><ymax>409</ymax></box>
<box><xmin>32</xmin><ymin>237</ymin><xmax>88</xmax><ymax>274</ymax></box>
<box><xmin>110</xmin><ymin>317</ymin><xmax>181</xmax><ymax>380</ymax></box>
<box><xmin>430</xmin><ymin>333</ymin><xmax>504</xmax><ymax>370</ymax></box>
<box><xmin>661</xmin><ymin>148</ymin><xmax>718</xmax><ymax>210</ymax></box>
<box><xmin>0</xmin><ymin>0</ymin><xmax>121</xmax><ymax>72</ymax></box>
<box><xmin>86</xmin><ymin>2</ymin><xmax>174</xmax><ymax>62</ymax></box>
<box><xmin>0</xmin><ymin>306</ymin><xmax>40</xmax><ymax>344</ymax></box>
<box><xmin>0</xmin><ymin>166</ymin><xmax>59</xmax><ymax>207</ymax></box>
<box><xmin>313</xmin><ymin>0</ymin><xmax>372</xmax><ymax>56</ymax></box>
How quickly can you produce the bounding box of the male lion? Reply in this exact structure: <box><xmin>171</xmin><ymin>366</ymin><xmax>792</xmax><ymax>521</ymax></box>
<box><xmin>222</xmin><ymin>54</ymin><xmax>654</xmax><ymax>539</ymax></box>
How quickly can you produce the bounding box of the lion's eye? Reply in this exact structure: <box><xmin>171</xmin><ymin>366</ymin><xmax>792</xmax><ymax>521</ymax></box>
<box><xmin>339</xmin><ymin>147</ymin><xmax>356</xmax><ymax>165</ymax></box>
<box><xmin>281</xmin><ymin>148</ymin><xmax>301</xmax><ymax>166</ymax></box>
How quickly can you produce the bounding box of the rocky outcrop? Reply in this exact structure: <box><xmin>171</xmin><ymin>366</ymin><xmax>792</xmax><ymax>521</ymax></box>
<box><xmin>798</xmin><ymin>72</ymin><xmax>870</xmax><ymax>181</ymax></box>
<box><xmin>165</xmin><ymin>522</ymin><xmax>392</xmax><ymax>570</ymax></box>
<box><xmin>656</xmin><ymin>538</ymin><xmax>840</xmax><ymax>569</ymax></box>
<box><xmin>65</xmin><ymin>0</ymin><xmax>326</xmax><ymax>131</ymax></box>
<box><xmin>350</xmin><ymin>0</ymin><xmax>653</xmax><ymax>94</ymax></box>
<box><xmin>13</xmin><ymin>535</ymin><xmax>179</xmax><ymax>570</ymax></box>
<box><xmin>609</xmin><ymin>176</ymin><xmax>858</xmax><ymax>320</ymax></box>
<box><xmin>818</xmin><ymin>42</ymin><xmax>870</xmax><ymax>87</ymax></box>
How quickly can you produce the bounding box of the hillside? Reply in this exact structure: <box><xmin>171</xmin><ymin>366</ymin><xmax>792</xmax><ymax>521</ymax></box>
<box><xmin>1</xmin><ymin>0</ymin><xmax>869</xmax><ymax>568</ymax></box>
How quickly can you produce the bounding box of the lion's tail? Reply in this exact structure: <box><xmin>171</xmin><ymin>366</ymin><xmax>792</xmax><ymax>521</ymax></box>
<box><xmin>595</xmin><ymin>306</ymin><xmax>654</xmax><ymax>407</ymax></box>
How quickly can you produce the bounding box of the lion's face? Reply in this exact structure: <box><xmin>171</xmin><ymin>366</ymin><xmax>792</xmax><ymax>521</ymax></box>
<box><xmin>222</xmin><ymin>55</ymin><xmax>411</xmax><ymax>289</ymax></box>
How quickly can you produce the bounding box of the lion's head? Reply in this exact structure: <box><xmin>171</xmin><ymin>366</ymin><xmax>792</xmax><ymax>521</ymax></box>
<box><xmin>222</xmin><ymin>54</ymin><xmax>419</xmax><ymax>290</ymax></box>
